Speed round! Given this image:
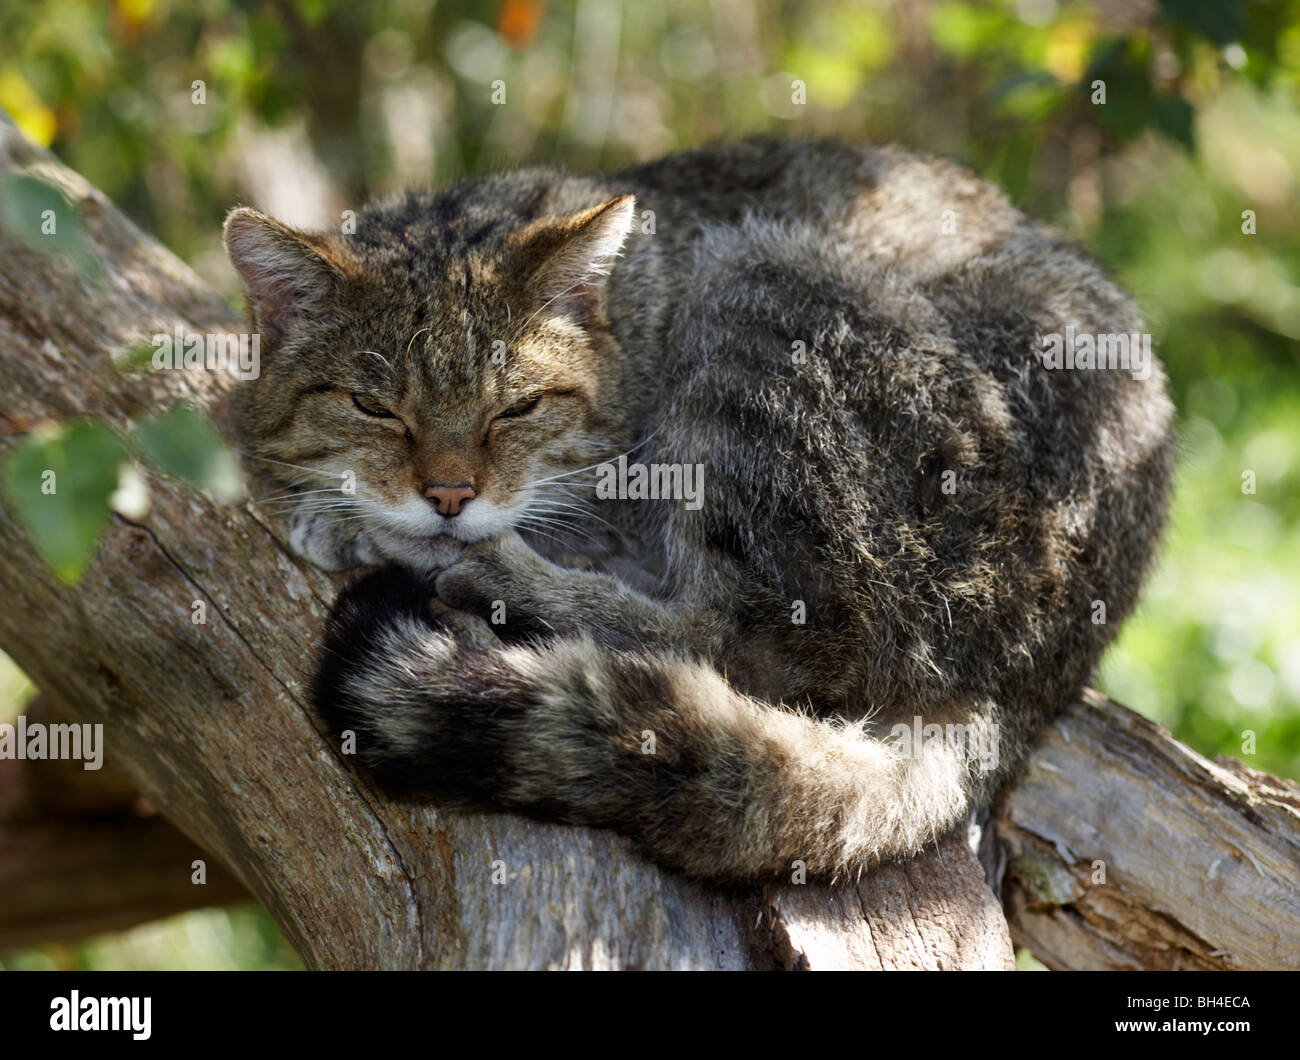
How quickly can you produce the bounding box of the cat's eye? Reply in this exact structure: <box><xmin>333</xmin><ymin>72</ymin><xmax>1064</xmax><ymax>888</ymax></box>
<box><xmin>351</xmin><ymin>392</ymin><xmax>395</xmax><ymax>418</ymax></box>
<box><xmin>495</xmin><ymin>395</ymin><xmax>542</xmax><ymax>422</ymax></box>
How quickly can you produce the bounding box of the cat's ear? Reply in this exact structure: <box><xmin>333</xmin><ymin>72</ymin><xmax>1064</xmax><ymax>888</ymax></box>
<box><xmin>223</xmin><ymin>207</ymin><xmax>352</xmax><ymax>348</ymax></box>
<box><xmin>511</xmin><ymin>195</ymin><xmax>636</xmax><ymax>326</ymax></box>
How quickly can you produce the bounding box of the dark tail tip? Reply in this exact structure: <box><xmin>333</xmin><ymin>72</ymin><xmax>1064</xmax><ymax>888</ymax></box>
<box><xmin>313</xmin><ymin>566</ymin><xmax>435</xmax><ymax>734</ymax></box>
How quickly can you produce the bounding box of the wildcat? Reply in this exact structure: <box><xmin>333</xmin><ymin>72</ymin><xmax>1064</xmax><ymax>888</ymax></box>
<box><xmin>226</xmin><ymin>138</ymin><xmax>1174</xmax><ymax>885</ymax></box>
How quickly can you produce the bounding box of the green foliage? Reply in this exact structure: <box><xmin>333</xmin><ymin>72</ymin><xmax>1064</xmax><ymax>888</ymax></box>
<box><xmin>0</xmin><ymin>906</ymin><xmax>303</xmax><ymax>971</ymax></box>
<box><xmin>2</xmin><ymin>420</ymin><xmax>126</xmax><ymax>582</ymax></box>
<box><xmin>0</xmin><ymin>173</ymin><xmax>99</xmax><ymax>276</ymax></box>
<box><xmin>132</xmin><ymin>404</ymin><xmax>243</xmax><ymax>502</ymax></box>
<box><xmin>2</xmin><ymin>405</ymin><xmax>240</xmax><ymax>584</ymax></box>
<box><xmin>0</xmin><ymin>174</ymin><xmax>75</xmax><ymax>250</ymax></box>
<box><xmin>1160</xmin><ymin>0</ymin><xmax>1245</xmax><ymax>47</ymax></box>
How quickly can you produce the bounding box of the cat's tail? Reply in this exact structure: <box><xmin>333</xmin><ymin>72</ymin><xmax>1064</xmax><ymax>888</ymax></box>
<box><xmin>314</xmin><ymin>569</ymin><xmax>995</xmax><ymax>884</ymax></box>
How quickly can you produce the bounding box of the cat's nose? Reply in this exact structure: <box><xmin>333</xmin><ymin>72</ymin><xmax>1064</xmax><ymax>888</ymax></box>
<box><xmin>423</xmin><ymin>481</ymin><xmax>476</xmax><ymax>517</ymax></box>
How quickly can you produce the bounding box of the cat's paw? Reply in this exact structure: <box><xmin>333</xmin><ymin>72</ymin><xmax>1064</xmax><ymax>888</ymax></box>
<box><xmin>433</xmin><ymin>532</ymin><xmax>557</xmax><ymax>641</ymax></box>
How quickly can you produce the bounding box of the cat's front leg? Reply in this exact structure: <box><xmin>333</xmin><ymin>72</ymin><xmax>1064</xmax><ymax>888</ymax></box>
<box><xmin>434</xmin><ymin>531</ymin><xmax>705</xmax><ymax>652</ymax></box>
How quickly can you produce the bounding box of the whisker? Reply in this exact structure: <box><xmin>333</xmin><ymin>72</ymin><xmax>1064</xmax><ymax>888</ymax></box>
<box><xmin>530</xmin><ymin>494</ymin><xmax>612</xmax><ymax>517</ymax></box>
<box><xmin>252</xmin><ymin>486</ymin><xmax>348</xmax><ymax>504</ymax></box>
<box><xmin>524</xmin><ymin>427</ymin><xmax>661</xmax><ymax>489</ymax></box>
<box><xmin>405</xmin><ymin>326</ymin><xmax>432</xmax><ymax>364</ymax></box>
<box><xmin>526</xmin><ymin>500</ymin><xmax>620</xmax><ymax>535</ymax></box>
<box><xmin>265</xmin><ymin>503</ymin><xmax>362</xmax><ymax>516</ymax></box>
<box><xmin>240</xmin><ymin>454</ymin><xmax>348</xmax><ymax>480</ymax></box>
<box><xmin>513</xmin><ymin>523</ymin><xmax>572</xmax><ymax>550</ymax></box>
<box><xmin>259</xmin><ymin>494</ymin><xmax>364</xmax><ymax>511</ymax></box>
<box><xmin>514</xmin><ymin>513</ymin><xmax>606</xmax><ymax>551</ymax></box>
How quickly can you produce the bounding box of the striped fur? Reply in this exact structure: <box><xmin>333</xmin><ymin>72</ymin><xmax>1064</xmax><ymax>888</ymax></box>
<box><xmin>231</xmin><ymin>138</ymin><xmax>1176</xmax><ymax>885</ymax></box>
<box><xmin>316</xmin><ymin>568</ymin><xmax>981</xmax><ymax>884</ymax></box>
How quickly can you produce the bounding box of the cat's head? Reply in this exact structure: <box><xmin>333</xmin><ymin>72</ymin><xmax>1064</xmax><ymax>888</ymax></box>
<box><xmin>224</xmin><ymin>187</ymin><xmax>636</xmax><ymax>573</ymax></box>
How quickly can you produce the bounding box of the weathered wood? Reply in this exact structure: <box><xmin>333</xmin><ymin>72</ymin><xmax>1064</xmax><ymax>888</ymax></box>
<box><xmin>0</xmin><ymin>113</ymin><xmax>1013</xmax><ymax>970</ymax></box>
<box><xmin>996</xmin><ymin>689</ymin><xmax>1300</xmax><ymax>970</ymax></box>
<box><xmin>0</xmin><ymin>695</ymin><xmax>248</xmax><ymax>950</ymax></box>
<box><xmin>0</xmin><ymin>777</ymin><xmax>249</xmax><ymax>950</ymax></box>
<box><xmin>765</xmin><ymin>830</ymin><xmax>1011</xmax><ymax>970</ymax></box>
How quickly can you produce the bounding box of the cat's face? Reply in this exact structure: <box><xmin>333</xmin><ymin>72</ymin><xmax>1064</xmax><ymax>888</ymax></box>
<box><xmin>225</xmin><ymin>193</ymin><xmax>635</xmax><ymax>573</ymax></box>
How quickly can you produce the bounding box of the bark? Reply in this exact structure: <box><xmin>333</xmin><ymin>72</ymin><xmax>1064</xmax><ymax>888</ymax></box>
<box><xmin>995</xmin><ymin>689</ymin><xmax>1300</xmax><ymax>970</ymax></box>
<box><xmin>0</xmin><ymin>113</ymin><xmax>1011</xmax><ymax>970</ymax></box>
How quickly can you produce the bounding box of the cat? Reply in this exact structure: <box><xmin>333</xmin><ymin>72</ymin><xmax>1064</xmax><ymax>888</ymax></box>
<box><xmin>225</xmin><ymin>137</ymin><xmax>1175</xmax><ymax>885</ymax></box>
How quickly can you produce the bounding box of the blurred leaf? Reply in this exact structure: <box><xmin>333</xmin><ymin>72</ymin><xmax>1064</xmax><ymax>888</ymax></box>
<box><xmin>294</xmin><ymin>0</ymin><xmax>337</xmax><ymax>26</ymax></box>
<box><xmin>1042</xmin><ymin>16</ymin><xmax>1097</xmax><ymax>82</ymax></box>
<box><xmin>986</xmin><ymin>70</ymin><xmax>1065</xmax><ymax>121</ymax></box>
<box><xmin>929</xmin><ymin>1</ymin><xmax>1005</xmax><ymax>59</ymax></box>
<box><xmin>1160</xmin><ymin>0</ymin><xmax>1246</xmax><ymax>47</ymax></box>
<box><xmin>0</xmin><ymin>173</ymin><xmax>91</xmax><ymax>263</ymax></box>
<box><xmin>1084</xmin><ymin>35</ymin><xmax>1155</xmax><ymax>143</ymax></box>
<box><xmin>1153</xmin><ymin>95</ymin><xmax>1196</xmax><ymax>151</ymax></box>
<box><xmin>131</xmin><ymin>404</ymin><xmax>243</xmax><ymax>502</ymax></box>
<box><xmin>113</xmin><ymin>339</ymin><xmax>160</xmax><ymax>374</ymax></box>
<box><xmin>2</xmin><ymin>419</ymin><xmax>127</xmax><ymax>583</ymax></box>
<box><xmin>985</xmin><ymin>132</ymin><xmax>1038</xmax><ymax>204</ymax></box>
<box><xmin>0</xmin><ymin>69</ymin><xmax>57</xmax><ymax>144</ymax></box>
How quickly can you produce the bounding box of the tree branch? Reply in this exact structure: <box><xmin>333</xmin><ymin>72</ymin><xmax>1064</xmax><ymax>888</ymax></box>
<box><xmin>995</xmin><ymin>689</ymin><xmax>1300</xmax><ymax>970</ymax></box>
<box><xmin>0</xmin><ymin>731</ymin><xmax>248</xmax><ymax>950</ymax></box>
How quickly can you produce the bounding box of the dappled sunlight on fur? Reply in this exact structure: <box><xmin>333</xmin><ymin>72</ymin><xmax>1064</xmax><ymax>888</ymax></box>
<box><xmin>234</xmin><ymin>139</ymin><xmax>1174</xmax><ymax>884</ymax></box>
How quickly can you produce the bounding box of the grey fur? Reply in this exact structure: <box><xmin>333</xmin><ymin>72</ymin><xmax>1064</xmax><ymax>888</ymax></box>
<box><xmin>229</xmin><ymin>138</ymin><xmax>1175</xmax><ymax>884</ymax></box>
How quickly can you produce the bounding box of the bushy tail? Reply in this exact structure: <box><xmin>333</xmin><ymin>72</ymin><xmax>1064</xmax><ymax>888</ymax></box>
<box><xmin>314</xmin><ymin>569</ymin><xmax>988</xmax><ymax>885</ymax></box>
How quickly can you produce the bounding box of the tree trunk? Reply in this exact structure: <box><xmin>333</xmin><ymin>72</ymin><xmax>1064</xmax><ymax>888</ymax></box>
<box><xmin>1</xmin><ymin>113</ymin><xmax>1295</xmax><ymax>970</ymax></box>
